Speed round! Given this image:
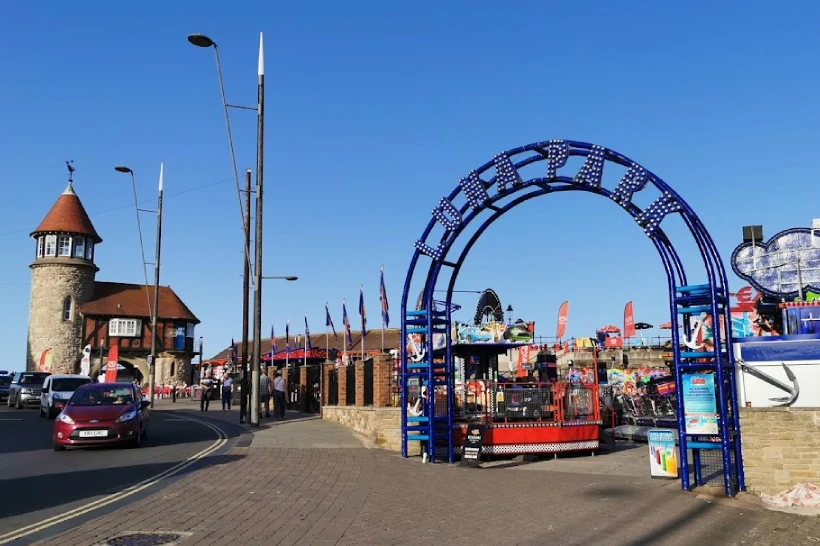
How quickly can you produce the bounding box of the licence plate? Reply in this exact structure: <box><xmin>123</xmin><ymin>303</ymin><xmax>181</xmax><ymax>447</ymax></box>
<box><xmin>79</xmin><ymin>430</ymin><xmax>108</xmax><ymax>438</ymax></box>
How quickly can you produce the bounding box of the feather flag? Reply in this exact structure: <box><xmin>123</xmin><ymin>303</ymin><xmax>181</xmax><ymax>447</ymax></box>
<box><xmin>270</xmin><ymin>324</ymin><xmax>277</xmax><ymax>355</ymax></box>
<box><xmin>380</xmin><ymin>266</ymin><xmax>390</xmax><ymax>328</ymax></box>
<box><xmin>343</xmin><ymin>300</ymin><xmax>353</xmax><ymax>346</ymax></box>
<box><xmin>359</xmin><ymin>285</ymin><xmax>367</xmax><ymax>333</ymax></box>
<box><xmin>285</xmin><ymin>320</ymin><xmax>290</xmax><ymax>356</ymax></box>
<box><xmin>305</xmin><ymin>315</ymin><xmax>312</xmax><ymax>350</ymax></box>
<box><xmin>326</xmin><ymin>303</ymin><xmax>338</xmax><ymax>339</ymax></box>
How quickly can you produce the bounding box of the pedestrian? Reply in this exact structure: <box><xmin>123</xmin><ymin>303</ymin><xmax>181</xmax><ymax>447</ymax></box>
<box><xmin>200</xmin><ymin>372</ymin><xmax>214</xmax><ymax>412</ymax></box>
<box><xmin>259</xmin><ymin>369</ymin><xmax>272</xmax><ymax>418</ymax></box>
<box><xmin>273</xmin><ymin>370</ymin><xmax>287</xmax><ymax>420</ymax></box>
<box><xmin>221</xmin><ymin>373</ymin><xmax>233</xmax><ymax>411</ymax></box>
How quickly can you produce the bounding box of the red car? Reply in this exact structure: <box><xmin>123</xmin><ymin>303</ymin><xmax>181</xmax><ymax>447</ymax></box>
<box><xmin>53</xmin><ymin>382</ymin><xmax>150</xmax><ymax>451</ymax></box>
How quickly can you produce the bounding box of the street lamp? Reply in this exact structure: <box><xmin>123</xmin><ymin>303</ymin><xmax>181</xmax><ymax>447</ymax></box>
<box><xmin>190</xmin><ymin>31</ymin><xmax>266</xmax><ymax>426</ymax></box>
<box><xmin>263</xmin><ymin>276</ymin><xmax>298</xmax><ymax>281</ymax></box>
<box><xmin>115</xmin><ymin>164</ymin><xmax>164</xmax><ymax>407</ymax></box>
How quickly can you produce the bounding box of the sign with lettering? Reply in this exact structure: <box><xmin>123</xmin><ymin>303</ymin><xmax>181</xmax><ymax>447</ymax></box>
<box><xmin>648</xmin><ymin>429</ymin><xmax>678</xmax><ymax>479</ymax></box>
<box><xmin>682</xmin><ymin>374</ymin><xmax>718</xmax><ymax>434</ymax></box>
<box><xmin>460</xmin><ymin>424</ymin><xmax>487</xmax><ymax>467</ymax></box>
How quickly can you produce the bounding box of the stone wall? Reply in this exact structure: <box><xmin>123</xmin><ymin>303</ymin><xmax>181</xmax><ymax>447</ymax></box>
<box><xmin>27</xmin><ymin>260</ymin><xmax>96</xmax><ymax>372</ymax></box>
<box><xmin>322</xmin><ymin>406</ymin><xmax>401</xmax><ymax>451</ymax></box>
<box><xmin>740</xmin><ymin>407</ymin><xmax>820</xmax><ymax>495</ymax></box>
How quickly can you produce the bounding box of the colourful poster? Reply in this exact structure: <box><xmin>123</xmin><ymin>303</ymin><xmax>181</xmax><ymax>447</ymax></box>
<box><xmin>648</xmin><ymin>429</ymin><xmax>678</xmax><ymax>478</ymax></box>
<box><xmin>682</xmin><ymin>374</ymin><xmax>718</xmax><ymax>434</ymax></box>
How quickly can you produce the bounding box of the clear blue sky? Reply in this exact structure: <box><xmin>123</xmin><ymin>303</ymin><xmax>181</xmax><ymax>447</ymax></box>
<box><xmin>2</xmin><ymin>1</ymin><xmax>819</xmax><ymax>361</ymax></box>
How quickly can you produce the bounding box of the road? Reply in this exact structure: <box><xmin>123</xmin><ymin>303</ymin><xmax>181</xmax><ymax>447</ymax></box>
<box><xmin>0</xmin><ymin>403</ymin><xmax>234</xmax><ymax>545</ymax></box>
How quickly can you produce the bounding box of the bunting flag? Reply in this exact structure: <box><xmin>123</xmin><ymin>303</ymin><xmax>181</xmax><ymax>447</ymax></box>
<box><xmin>359</xmin><ymin>285</ymin><xmax>367</xmax><ymax>333</ymax></box>
<box><xmin>326</xmin><ymin>303</ymin><xmax>338</xmax><ymax>339</ymax></box>
<box><xmin>556</xmin><ymin>301</ymin><xmax>569</xmax><ymax>339</ymax></box>
<box><xmin>305</xmin><ymin>315</ymin><xmax>313</xmax><ymax>350</ymax></box>
<box><xmin>624</xmin><ymin>301</ymin><xmax>636</xmax><ymax>338</ymax></box>
<box><xmin>104</xmin><ymin>344</ymin><xmax>119</xmax><ymax>383</ymax></box>
<box><xmin>270</xmin><ymin>323</ymin><xmax>277</xmax><ymax>354</ymax></box>
<box><xmin>285</xmin><ymin>320</ymin><xmax>291</xmax><ymax>355</ymax></box>
<box><xmin>380</xmin><ymin>266</ymin><xmax>390</xmax><ymax>327</ymax></box>
<box><xmin>343</xmin><ymin>300</ymin><xmax>353</xmax><ymax>346</ymax></box>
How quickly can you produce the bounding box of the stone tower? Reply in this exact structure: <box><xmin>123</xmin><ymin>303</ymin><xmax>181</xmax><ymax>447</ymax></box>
<box><xmin>27</xmin><ymin>176</ymin><xmax>102</xmax><ymax>373</ymax></box>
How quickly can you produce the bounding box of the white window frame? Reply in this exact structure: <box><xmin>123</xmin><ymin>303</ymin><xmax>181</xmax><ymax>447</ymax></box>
<box><xmin>45</xmin><ymin>235</ymin><xmax>57</xmax><ymax>257</ymax></box>
<box><xmin>37</xmin><ymin>237</ymin><xmax>44</xmax><ymax>258</ymax></box>
<box><xmin>73</xmin><ymin>237</ymin><xmax>85</xmax><ymax>259</ymax></box>
<box><xmin>109</xmin><ymin>318</ymin><xmax>142</xmax><ymax>337</ymax></box>
<box><xmin>62</xmin><ymin>297</ymin><xmax>72</xmax><ymax>321</ymax></box>
<box><xmin>57</xmin><ymin>235</ymin><xmax>72</xmax><ymax>257</ymax></box>
<box><xmin>86</xmin><ymin>239</ymin><xmax>94</xmax><ymax>260</ymax></box>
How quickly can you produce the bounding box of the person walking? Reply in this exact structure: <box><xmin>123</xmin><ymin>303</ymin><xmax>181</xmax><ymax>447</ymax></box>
<box><xmin>273</xmin><ymin>370</ymin><xmax>287</xmax><ymax>420</ymax></box>
<box><xmin>200</xmin><ymin>372</ymin><xmax>214</xmax><ymax>412</ymax></box>
<box><xmin>221</xmin><ymin>374</ymin><xmax>234</xmax><ymax>411</ymax></box>
<box><xmin>259</xmin><ymin>368</ymin><xmax>272</xmax><ymax>418</ymax></box>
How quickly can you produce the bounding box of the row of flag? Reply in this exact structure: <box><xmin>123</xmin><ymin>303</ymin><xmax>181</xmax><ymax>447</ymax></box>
<box><xmin>229</xmin><ymin>266</ymin><xmax>391</xmax><ymax>359</ymax></box>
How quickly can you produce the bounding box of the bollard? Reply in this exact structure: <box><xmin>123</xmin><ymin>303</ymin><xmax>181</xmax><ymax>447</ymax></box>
<box><xmin>172</xmin><ymin>385</ymin><xmax>176</xmax><ymax>403</ymax></box>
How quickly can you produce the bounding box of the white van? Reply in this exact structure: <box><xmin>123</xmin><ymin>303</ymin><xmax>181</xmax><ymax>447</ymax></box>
<box><xmin>40</xmin><ymin>374</ymin><xmax>93</xmax><ymax>418</ymax></box>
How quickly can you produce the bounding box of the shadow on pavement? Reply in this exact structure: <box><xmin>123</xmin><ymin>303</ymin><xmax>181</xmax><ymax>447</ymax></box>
<box><xmin>0</xmin><ymin>453</ymin><xmax>243</xmax><ymax>521</ymax></box>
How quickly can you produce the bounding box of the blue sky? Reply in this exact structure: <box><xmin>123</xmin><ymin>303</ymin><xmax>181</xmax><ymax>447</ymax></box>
<box><xmin>2</xmin><ymin>1</ymin><xmax>819</xmax><ymax>362</ymax></box>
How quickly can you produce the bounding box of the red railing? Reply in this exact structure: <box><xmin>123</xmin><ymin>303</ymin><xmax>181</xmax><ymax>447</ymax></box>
<box><xmin>446</xmin><ymin>381</ymin><xmax>600</xmax><ymax>425</ymax></box>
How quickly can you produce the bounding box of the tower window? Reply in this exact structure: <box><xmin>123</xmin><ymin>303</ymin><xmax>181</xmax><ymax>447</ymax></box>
<box><xmin>37</xmin><ymin>237</ymin><xmax>44</xmax><ymax>258</ymax></box>
<box><xmin>62</xmin><ymin>297</ymin><xmax>72</xmax><ymax>321</ymax></box>
<box><xmin>58</xmin><ymin>235</ymin><xmax>71</xmax><ymax>257</ymax></box>
<box><xmin>45</xmin><ymin>235</ymin><xmax>57</xmax><ymax>257</ymax></box>
<box><xmin>86</xmin><ymin>239</ymin><xmax>94</xmax><ymax>260</ymax></box>
<box><xmin>74</xmin><ymin>237</ymin><xmax>85</xmax><ymax>259</ymax></box>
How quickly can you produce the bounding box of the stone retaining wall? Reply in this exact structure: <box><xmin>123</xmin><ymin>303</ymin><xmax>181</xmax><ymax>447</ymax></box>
<box><xmin>740</xmin><ymin>407</ymin><xmax>820</xmax><ymax>495</ymax></box>
<box><xmin>322</xmin><ymin>406</ymin><xmax>401</xmax><ymax>451</ymax></box>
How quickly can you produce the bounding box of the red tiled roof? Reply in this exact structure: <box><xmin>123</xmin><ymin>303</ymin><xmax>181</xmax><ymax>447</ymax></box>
<box><xmin>32</xmin><ymin>183</ymin><xmax>102</xmax><ymax>243</ymax></box>
<box><xmin>79</xmin><ymin>282</ymin><xmax>199</xmax><ymax>323</ymax></box>
<box><xmin>209</xmin><ymin>329</ymin><xmax>402</xmax><ymax>360</ymax></box>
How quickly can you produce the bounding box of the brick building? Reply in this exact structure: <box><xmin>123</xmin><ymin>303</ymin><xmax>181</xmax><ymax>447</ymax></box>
<box><xmin>26</xmin><ymin>174</ymin><xmax>200</xmax><ymax>385</ymax></box>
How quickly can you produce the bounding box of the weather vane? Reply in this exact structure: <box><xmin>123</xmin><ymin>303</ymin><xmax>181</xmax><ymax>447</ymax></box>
<box><xmin>66</xmin><ymin>160</ymin><xmax>76</xmax><ymax>183</ymax></box>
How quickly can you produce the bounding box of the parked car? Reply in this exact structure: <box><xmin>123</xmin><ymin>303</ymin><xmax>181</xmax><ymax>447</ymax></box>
<box><xmin>40</xmin><ymin>374</ymin><xmax>93</xmax><ymax>419</ymax></box>
<box><xmin>7</xmin><ymin>372</ymin><xmax>51</xmax><ymax>409</ymax></box>
<box><xmin>53</xmin><ymin>383</ymin><xmax>150</xmax><ymax>451</ymax></box>
<box><xmin>0</xmin><ymin>375</ymin><xmax>11</xmax><ymax>403</ymax></box>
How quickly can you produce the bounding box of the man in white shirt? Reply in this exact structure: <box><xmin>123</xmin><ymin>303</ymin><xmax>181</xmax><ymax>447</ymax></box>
<box><xmin>272</xmin><ymin>370</ymin><xmax>286</xmax><ymax>420</ymax></box>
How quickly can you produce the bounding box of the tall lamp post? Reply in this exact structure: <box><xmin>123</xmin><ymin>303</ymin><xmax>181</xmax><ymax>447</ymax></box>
<box><xmin>115</xmin><ymin>164</ymin><xmax>164</xmax><ymax>407</ymax></box>
<box><xmin>189</xmin><ymin>31</ymin><xmax>266</xmax><ymax>426</ymax></box>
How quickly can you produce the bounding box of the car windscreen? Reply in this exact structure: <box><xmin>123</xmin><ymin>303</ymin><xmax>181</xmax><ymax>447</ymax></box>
<box><xmin>52</xmin><ymin>378</ymin><xmax>92</xmax><ymax>392</ymax></box>
<box><xmin>70</xmin><ymin>386</ymin><xmax>134</xmax><ymax>406</ymax></box>
<box><xmin>19</xmin><ymin>374</ymin><xmax>49</xmax><ymax>385</ymax></box>
<box><xmin>0</xmin><ymin>377</ymin><xmax>11</xmax><ymax>386</ymax></box>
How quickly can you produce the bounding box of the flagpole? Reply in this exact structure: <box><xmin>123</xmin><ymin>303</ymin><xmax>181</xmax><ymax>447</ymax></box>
<box><xmin>361</xmin><ymin>285</ymin><xmax>365</xmax><ymax>362</ymax></box>
<box><xmin>304</xmin><ymin>314</ymin><xmax>308</xmax><ymax>367</ymax></box>
<box><xmin>286</xmin><ymin>319</ymin><xmax>290</xmax><ymax>369</ymax></box>
<box><xmin>343</xmin><ymin>299</ymin><xmax>347</xmax><ymax>364</ymax></box>
<box><xmin>325</xmin><ymin>303</ymin><xmax>330</xmax><ymax>362</ymax></box>
<box><xmin>381</xmin><ymin>266</ymin><xmax>385</xmax><ymax>353</ymax></box>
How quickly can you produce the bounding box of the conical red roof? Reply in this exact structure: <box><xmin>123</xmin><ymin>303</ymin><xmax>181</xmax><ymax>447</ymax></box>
<box><xmin>31</xmin><ymin>182</ymin><xmax>102</xmax><ymax>243</ymax></box>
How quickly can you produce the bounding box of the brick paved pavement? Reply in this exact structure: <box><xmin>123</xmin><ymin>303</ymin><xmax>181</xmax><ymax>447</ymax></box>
<box><xmin>29</xmin><ymin>406</ymin><xmax>820</xmax><ymax>545</ymax></box>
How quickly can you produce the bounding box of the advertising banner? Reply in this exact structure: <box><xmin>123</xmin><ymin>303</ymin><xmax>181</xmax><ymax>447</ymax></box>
<box><xmin>682</xmin><ymin>373</ymin><xmax>718</xmax><ymax>434</ymax></box>
<box><xmin>648</xmin><ymin>429</ymin><xmax>678</xmax><ymax>478</ymax></box>
<box><xmin>105</xmin><ymin>345</ymin><xmax>119</xmax><ymax>383</ymax></box>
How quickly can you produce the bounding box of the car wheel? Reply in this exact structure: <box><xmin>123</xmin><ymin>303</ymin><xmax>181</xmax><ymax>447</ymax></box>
<box><xmin>53</xmin><ymin>443</ymin><xmax>66</xmax><ymax>452</ymax></box>
<box><xmin>141</xmin><ymin>423</ymin><xmax>148</xmax><ymax>440</ymax></box>
<box><xmin>39</xmin><ymin>406</ymin><xmax>45</xmax><ymax>418</ymax></box>
<box><xmin>48</xmin><ymin>407</ymin><xmax>56</xmax><ymax>419</ymax></box>
<box><xmin>131</xmin><ymin>429</ymin><xmax>142</xmax><ymax>448</ymax></box>
<box><xmin>15</xmin><ymin>397</ymin><xmax>22</xmax><ymax>410</ymax></box>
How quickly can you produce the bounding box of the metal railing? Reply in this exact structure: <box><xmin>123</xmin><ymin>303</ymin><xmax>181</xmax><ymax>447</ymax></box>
<box><xmin>447</xmin><ymin>381</ymin><xmax>601</xmax><ymax>425</ymax></box>
<box><xmin>363</xmin><ymin>359</ymin><xmax>374</xmax><ymax>406</ymax></box>
<box><xmin>345</xmin><ymin>365</ymin><xmax>356</xmax><ymax>405</ymax></box>
<box><xmin>327</xmin><ymin>368</ymin><xmax>339</xmax><ymax>406</ymax></box>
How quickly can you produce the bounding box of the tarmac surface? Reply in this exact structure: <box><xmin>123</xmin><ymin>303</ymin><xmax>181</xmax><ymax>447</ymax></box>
<box><xmin>11</xmin><ymin>400</ymin><xmax>820</xmax><ymax>545</ymax></box>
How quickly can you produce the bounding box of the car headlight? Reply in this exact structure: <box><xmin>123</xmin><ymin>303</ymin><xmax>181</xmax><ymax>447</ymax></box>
<box><xmin>115</xmin><ymin>410</ymin><xmax>139</xmax><ymax>423</ymax></box>
<box><xmin>57</xmin><ymin>413</ymin><xmax>75</xmax><ymax>425</ymax></box>
<box><xmin>21</xmin><ymin>388</ymin><xmax>32</xmax><ymax>394</ymax></box>
<box><xmin>52</xmin><ymin>393</ymin><xmax>63</xmax><ymax>400</ymax></box>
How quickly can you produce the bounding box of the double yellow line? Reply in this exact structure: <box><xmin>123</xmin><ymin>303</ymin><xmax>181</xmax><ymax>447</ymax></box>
<box><xmin>0</xmin><ymin>414</ymin><xmax>228</xmax><ymax>544</ymax></box>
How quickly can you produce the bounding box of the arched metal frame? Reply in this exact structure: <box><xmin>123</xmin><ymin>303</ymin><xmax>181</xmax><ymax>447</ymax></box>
<box><xmin>400</xmin><ymin>139</ymin><xmax>745</xmax><ymax>496</ymax></box>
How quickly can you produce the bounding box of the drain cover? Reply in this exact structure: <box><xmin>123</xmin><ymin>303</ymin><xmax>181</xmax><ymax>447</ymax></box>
<box><xmin>106</xmin><ymin>533</ymin><xmax>182</xmax><ymax>546</ymax></box>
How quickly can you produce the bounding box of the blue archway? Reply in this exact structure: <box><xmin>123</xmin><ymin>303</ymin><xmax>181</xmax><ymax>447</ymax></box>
<box><xmin>400</xmin><ymin>139</ymin><xmax>745</xmax><ymax>496</ymax></box>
